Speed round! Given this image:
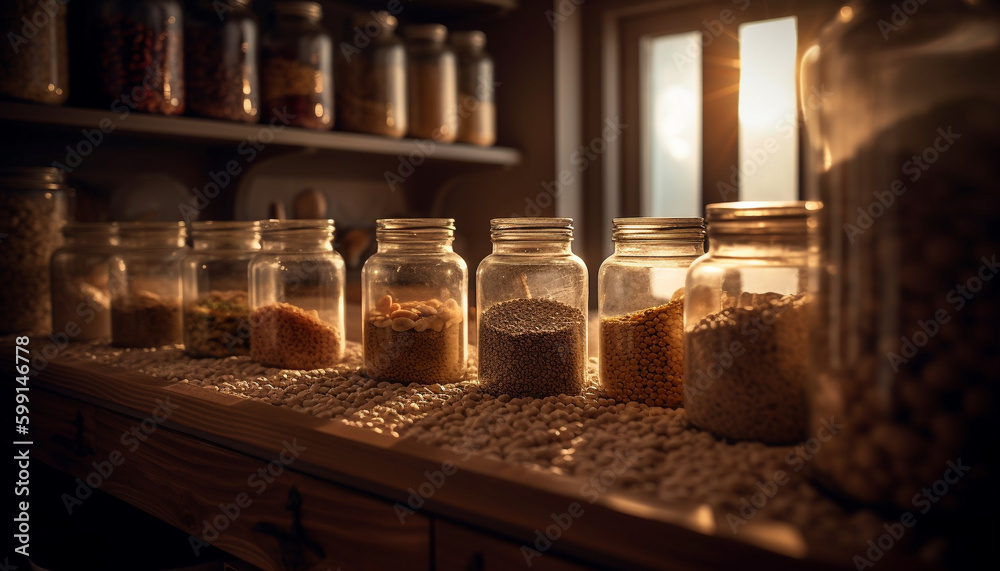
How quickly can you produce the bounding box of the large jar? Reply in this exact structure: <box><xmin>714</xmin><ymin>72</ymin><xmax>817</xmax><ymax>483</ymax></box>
<box><xmin>0</xmin><ymin>168</ymin><xmax>69</xmax><ymax>334</ymax></box>
<box><xmin>182</xmin><ymin>221</ymin><xmax>260</xmax><ymax>358</ymax></box>
<box><xmin>402</xmin><ymin>24</ymin><xmax>457</xmax><ymax>142</ymax></box>
<box><xmin>598</xmin><ymin>217</ymin><xmax>705</xmax><ymax>408</ymax></box>
<box><xmin>261</xmin><ymin>1</ymin><xmax>333</xmax><ymax>130</ymax></box>
<box><xmin>185</xmin><ymin>0</ymin><xmax>259</xmax><ymax>122</ymax></box>
<box><xmin>451</xmin><ymin>31</ymin><xmax>495</xmax><ymax>146</ymax></box>
<box><xmin>249</xmin><ymin>220</ymin><xmax>345</xmax><ymax>369</ymax></box>
<box><xmin>684</xmin><ymin>202</ymin><xmax>819</xmax><ymax>444</ymax></box>
<box><xmin>362</xmin><ymin>219</ymin><xmax>467</xmax><ymax>383</ymax></box>
<box><xmin>476</xmin><ymin>218</ymin><xmax>588</xmax><ymax>398</ymax></box>
<box><xmin>110</xmin><ymin>221</ymin><xmax>187</xmax><ymax>348</ymax></box>
<box><xmin>98</xmin><ymin>0</ymin><xmax>185</xmax><ymax>115</ymax></box>
<box><xmin>337</xmin><ymin>10</ymin><xmax>406</xmax><ymax>137</ymax></box>
<box><xmin>50</xmin><ymin>223</ymin><xmax>119</xmax><ymax>342</ymax></box>
<box><xmin>0</xmin><ymin>0</ymin><xmax>69</xmax><ymax>104</ymax></box>
<box><xmin>805</xmin><ymin>0</ymin><xmax>1000</xmax><ymax>523</ymax></box>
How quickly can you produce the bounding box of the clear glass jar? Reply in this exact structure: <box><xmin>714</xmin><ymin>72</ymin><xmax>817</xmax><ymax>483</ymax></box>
<box><xmin>0</xmin><ymin>0</ymin><xmax>69</xmax><ymax>104</ymax></box>
<box><xmin>249</xmin><ymin>220</ymin><xmax>345</xmax><ymax>369</ymax></box>
<box><xmin>451</xmin><ymin>31</ymin><xmax>495</xmax><ymax>146</ymax></box>
<box><xmin>403</xmin><ymin>24</ymin><xmax>457</xmax><ymax>142</ymax></box>
<box><xmin>98</xmin><ymin>0</ymin><xmax>185</xmax><ymax>115</ymax></box>
<box><xmin>684</xmin><ymin>202</ymin><xmax>819</xmax><ymax>444</ymax></box>
<box><xmin>0</xmin><ymin>168</ymin><xmax>69</xmax><ymax>335</ymax></box>
<box><xmin>805</xmin><ymin>0</ymin><xmax>1000</xmax><ymax>517</ymax></box>
<box><xmin>50</xmin><ymin>223</ymin><xmax>119</xmax><ymax>342</ymax></box>
<box><xmin>110</xmin><ymin>221</ymin><xmax>187</xmax><ymax>348</ymax></box>
<box><xmin>182</xmin><ymin>221</ymin><xmax>260</xmax><ymax>358</ymax></box>
<box><xmin>598</xmin><ymin>217</ymin><xmax>705</xmax><ymax>408</ymax></box>
<box><xmin>261</xmin><ymin>1</ymin><xmax>333</xmax><ymax>130</ymax></box>
<box><xmin>476</xmin><ymin>218</ymin><xmax>588</xmax><ymax>398</ymax></box>
<box><xmin>186</xmin><ymin>0</ymin><xmax>259</xmax><ymax>122</ymax></box>
<box><xmin>337</xmin><ymin>10</ymin><xmax>406</xmax><ymax>138</ymax></box>
<box><xmin>362</xmin><ymin>219</ymin><xmax>467</xmax><ymax>383</ymax></box>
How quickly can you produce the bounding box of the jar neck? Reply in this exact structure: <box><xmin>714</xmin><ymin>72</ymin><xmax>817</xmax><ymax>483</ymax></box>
<box><xmin>118</xmin><ymin>223</ymin><xmax>186</xmax><ymax>249</ymax></box>
<box><xmin>62</xmin><ymin>224</ymin><xmax>119</xmax><ymax>249</ymax></box>
<box><xmin>614</xmin><ymin>239</ymin><xmax>705</xmax><ymax>258</ymax></box>
<box><xmin>376</xmin><ymin>218</ymin><xmax>455</xmax><ymax>254</ymax></box>
<box><xmin>194</xmin><ymin>235</ymin><xmax>261</xmax><ymax>250</ymax></box>
<box><xmin>707</xmin><ymin>233</ymin><xmax>811</xmax><ymax>258</ymax></box>
<box><xmin>260</xmin><ymin>227</ymin><xmax>334</xmax><ymax>252</ymax></box>
<box><xmin>492</xmin><ymin>240</ymin><xmax>574</xmax><ymax>256</ymax></box>
<box><xmin>190</xmin><ymin>222</ymin><xmax>261</xmax><ymax>251</ymax></box>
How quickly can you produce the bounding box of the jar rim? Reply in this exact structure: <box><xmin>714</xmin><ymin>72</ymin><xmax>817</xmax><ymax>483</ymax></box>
<box><xmin>377</xmin><ymin>218</ymin><xmax>455</xmax><ymax>231</ymax></box>
<box><xmin>612</xmin><ymin>217</ymin><xmax>705</xmax><ymax>241</ymax></box>
<box><xmin>275</xmin><ymin>1</ymin><xmax>322</xmax><ymax>21</ymax></box>
<box><xmin>491</xmin><ymin>217</ymin><xmax>573</xmax><ymax>241</ymax></box>
<box><xmin>403</xmin><ymin>24</ymin><xmax>447</xmax><ymax>42</ymax></box>
<box><xmin>451</xmin><ymin>30</ymin><xmax>486</xmax><ymax>48</ymax></box>
<box><xmin>0</xmin><ymin>167</ymin><xmax>66</xmax><ymax>191</ymax></box>
<box><xmin>353</xmin><ymin>10</ymin><xmax>397</xmax><ymax>30</ymax></box>
<box><xmin>706</xmin><ymin>201</ymin><xmax>821</xmax><ymax>236</ymax></box>
<box><xmin>190</xmin><ymin>220</ymin><xmax>261</xmax><ymax>233</ymax></box>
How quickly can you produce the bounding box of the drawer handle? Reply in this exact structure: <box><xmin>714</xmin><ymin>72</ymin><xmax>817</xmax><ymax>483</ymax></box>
<box><xmin>50</xmin><ymin>411</ymin><xmax>94</xmax><ymax>457</ymax></box>
<box><xmin>253</xmin><ymin>486</ymin><xmax>325</xmax><ymax>570</ymax></box>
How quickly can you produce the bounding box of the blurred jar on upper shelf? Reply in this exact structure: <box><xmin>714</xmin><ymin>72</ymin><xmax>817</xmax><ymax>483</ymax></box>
<box><xmin>0</xmin><ymin>0</ymin><xmax>69</xmax><ymax>105</ymax></box>
<box><xmin>403</xmin><ymin>24</ymin><xmax>457</xmax><ymax>142</ymax></box>
<box><xmin>451</xmin><ymin>30</ymin><xmax>495</xmax><ymax>146</ymax></box>
<box><xmin>337</xmin><ymin>10</ymin><xmax>407</xmax><ymax>138</ymax></box>
<box><xmin>185</xmin><ymin>0</ymin><xmax>259</xmax><ymax>123</ymax></box>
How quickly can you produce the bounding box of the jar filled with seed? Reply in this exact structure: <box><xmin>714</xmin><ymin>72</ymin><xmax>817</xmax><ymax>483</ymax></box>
<box><xmin>451</xmin><ymin>31</ymin><xmax>495</xmax><ymax>146</ymax></box>
<box><xmin>50</xmin><ymin>223</ymin><xmax>119</xmax><ymax>342</ymax></box>
<box><xmin>402</xmin><ymin>24</ymin><xmax>457</xmax><ymax>142</ymax></box>
<box><xmin>362</xmin><ymin>219</ymin><xmax>467</xmax><ymax>383</ymax></box>
<box><xmin>477</xmin><ymin>218</ymin><xmax>588</xmax><ymax>398</ymax></box>
<box><xmin>185</xmin><ymin>0</ymin><xmax>259</xmax><ymax>122</ymax></box>
<box><xmin>0</xmin><ymin>0</ymin><xmax>69</xmax><ymax>105</ymax></box>
<box><xmin>261</xmin><ymin>1</ymin><xmax>333</xmax><ymax>130</ymax></box>
<box><xmin>182</xmin><ymin>221</ymin><xmax>260</xmax><ymax>358</ymax></box>
<box><xmin>249</xmin><ymin>220</ymin><xmax>345</xmax><ymax>369</ymax></box>
<box><xmin>98</xmin><ymin>0</ymin><xmax>185</xmax><ymax>115</ymax></box>
<box><xmin>684</xmin><ymin>202</ymin><xmax>819</xmax><ymax>444</ymax></box>
<box><xmin>0</xmin><ymin>168</ymin><xmax>69</xmax><ymax>335</ymax></box>
<box><xmin>337</xmin><ymin>10</ymin><xmax>406</xmax><ymax>138</ymax></box>
<box><xmin>598</xmin><ymin>217</ymin><xmax>705</xmax><ymax>408</ymax></box>
<box><xmin>110</xmin><ymin>221</ymin><xmax>187</xmax><ymax>348</ymax></box>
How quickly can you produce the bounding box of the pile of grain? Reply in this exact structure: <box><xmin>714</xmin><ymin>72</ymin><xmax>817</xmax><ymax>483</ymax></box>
<box><xmin>249</xmin><ymin>302</ymin><xmax>342</xmax><ymax>370</ymax></box>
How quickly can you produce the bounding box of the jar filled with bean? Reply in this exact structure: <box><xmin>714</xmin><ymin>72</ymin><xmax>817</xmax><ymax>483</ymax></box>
<box><xmin>0</xmin><ymin>0</ymin><xmax>69</xmax><ymax>105</ymax></box>
<box><xmin>50</xmin><ymin>223</ymin><xmax>119</xmax><ymax>342</ymax></box>
<box><xmin>402</xmin><ymin>24</ymin><xmax>457</xmax><ymax>142</ymax></box>
<box><xmin>451</xmin><ymin>31</ymin><xmax>495</xmax><ymax>146</ymax></box>
<box><xmin>337</xmin><ymin>10</ymin><xmax>406</xmax><ymax>137</ymax></box>
<box><xmin>185</xmin><ymin>0</ymin><xmax>259</xmax><ymax>122</ymax></box>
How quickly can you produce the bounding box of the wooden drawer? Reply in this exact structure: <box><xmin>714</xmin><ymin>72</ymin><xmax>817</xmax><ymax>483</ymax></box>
<box><xmin>434</xmin><ymin>519</ymin><xmax>595</xmax><ymax>571</ymax></box>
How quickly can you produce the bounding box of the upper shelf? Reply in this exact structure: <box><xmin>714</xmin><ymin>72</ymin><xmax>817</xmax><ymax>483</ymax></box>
<box><xmin>0</xmin><ymin>102</ymin><xmax>521</xmax><ymax>167</ymax></box>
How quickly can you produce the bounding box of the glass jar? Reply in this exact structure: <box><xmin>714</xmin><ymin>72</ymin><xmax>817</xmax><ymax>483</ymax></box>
<box><xmin>0</xmin><ymin>168</ymin><xmax>69</xmax><ymax>335</ymax></box>
<box><xmin>805</xmin><ymin>0</ymin><xmax>1000</xmax><ymax>518</ymax></box>
<box><xmin>451</xmin><ymin>31</ymin><xmax>495</xmax><ymax>146</ymax></box>
<box><xmin>0</xmin><ymin>0</ymin><xmax>69</xmax><ymax>104</ymax></box>
<box><xmin>362</xmin><ymin>219</ymin><xmax>467</xmax><ymax>383</ymax></box>
<box><xmin>598</xmin><ymin>217</ymin><xmax>705</xmax><ymax>408</ymax></box>
<box><xmin>98</xmin><ymin>0</ymin><xmax>184</xmax><ymax>115</ymax></box>
<box><xmin>50</xmin><ymin>223</ymin><xmax>119</xmax><ymax>342</ymax></box>
<box><xmin>182</xmin><ymin>221</ymin><xmax>260</xmax><ymax>358</ymax></box>
<box><xmin>476</xmin><ymin>218</ymin><xmax>588</xmax><ymax>398</ymax></box>
<box><xmin>684</xmin><ymin>202</ymin><xmax>819</xmax><ymax>444</ymax></box>
<box><xmin>185</xmin><ymin>0</ymin><xmax>259</xmax><ymax>122</ymax></box>
<box><xmin>337</xmin><ymin>10</ymin><xmax>406</xmax><ymax>138</ymax></box>
<box><xmin>403</xmin><ymin>24</ymin><xmax>457</xmax><ymax>142</ymax></box>
<box><xmin>109</xmin><ymin>221</ymin><xmax>187</xmax><ymax>348</ymax></box>
<box><xmin>261</xmin><ymin>1</ymin><xmax>333</xmax><ymax>130</ymax></box>
<box><xmin>249</xmin><ymin>220</ymin><xmax>345</xmax><ymax>369</ymax></box>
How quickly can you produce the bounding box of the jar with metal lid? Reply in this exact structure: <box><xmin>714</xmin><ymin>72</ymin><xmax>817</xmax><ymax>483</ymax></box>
<box><xmin>598</xmin><ymin>217</ymin><xmax>705</xmax><ymax>408</ymax></box>
<box><xmin>451</xmin><ymin>31</ymin><xmax>495</xmax><ymax>146</ymax></box>
<box><xmin>98</xmin><ymin>0</ymin><xmax>185</xmax><ymax>115</ymax></box>
<box><xmin>261</xmin><ymin>1</ymin><xmax>333</xmax><ymax>130</ymax></box>
<box><xmin>185</xmin><ymin>0</ymin><xmax>259</xmax><ymax>122</ymax></box>
<box><xmin>182</xmin><ymin>221</ymin><xmax>260</xmax><ymax>358</ymax></box>
<box><xmin>110</xmin><ymin>221</ymin><xmax>187</xmax><ymax>348</ymax></box>
<box><xmin>362</xmin><ymin>219</ymin><xmax>467</xmax><ymax>384</ymax></box>
<box><xmin>249</xmin><ymin>220</ymin><xmax>345</xmax><ymax>369</ymax></box>
<box><xmin>50</xmin><ymin>223</ymin><xmax>119</xmax><ymax>342</ymax></box>
<box><xmin>402</xmin><ymin>24</ymin><xmax>457</xmax><ymax>142</ymax></box>
<box><xmin>0</xmin><ymin>167</ymin><xmax>69</xmax><ymax>334</ymax></box>
<box><xmin>476</xmin><ymin>218</ymin><xmax>588</xmax><ymax>398</ymax></box>
<box><xmin>337</xmin><ymin>10</ymin><xmax>406</xmax><ymax>137</ymax></box>
<box><xmin>0</xmin><ymin>0</ymin><xmax>69</xmax><ymax>105</ymax></box>
<box><xmin>684</xmin><ymin>202</ymin><xmax>819</xmax><ymax>444</ymax></box>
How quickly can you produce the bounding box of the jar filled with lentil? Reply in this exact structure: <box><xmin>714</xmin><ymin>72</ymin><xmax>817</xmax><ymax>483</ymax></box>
<box><xmin>0</xmin><ymin>167</ymin><xmax>69</xmax><ymax>335</ymax></box>
<box><xmin>402</xmin><ymin>24</ymin><xmax>457</xmax><ymax>142</ymax></box>
<box><xmin>185</xmin><ymin>0</ymin><xmax>259</xmax><ymax>122</ymax></box>
<box><xmin>110</xmin><ymin>221</ymin><xmax>187</xmax><ymax>348</ymax></box>
<box><xmin>477</xmin><ymin>218</ymin><xmax>588</xmax><ymax>398</ymax></box>
<box><xmin>451</xmin><ymin>30</ymin><xmax>495</xmax><ymax>146</ymax></box>
<box><xmin>261</xmin><ymin>1</ymin><xmax>333</xmax><ymax>130</ymax></box>
<box><xmin>362</xmin><ymin>218</ymin><xmax>467</xmax><ymax>384</ymax></box>
<box><xmin>337</xmin><ymin>10</ymin><xmax>406</xmax><ymax>138</ymax></box>
<box><xmin>684</xmin><ymin>202</ymin><xmax>819</xmax><ymax>444</ymax></box>
<box><xmin>182</xmin><ymin>221</ymin><xmax>260</xmax><ymax>358</ymax></box>
<box><xmin>98</xmin><ymin>0</ymin><xmax>185</xmax><ymax>115</ymax></box>
<box><xmin>249</xmin><ymin>220</ymin><xmax>345</xmax><ymax>369</ymax></box>
<box><xmin>0</xmin><ymin>0</ymin><xmax>69</xmax><ymax>105</ymax></box>
<box><xmin>598</xmin><ymin>217</ymin><xmax>705</xmax><ymax>408</ymax></box>
<box><xmin>50</xmin><ymin>223</ymin><xmax>119</xmax><ymax>342</ymax></box>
